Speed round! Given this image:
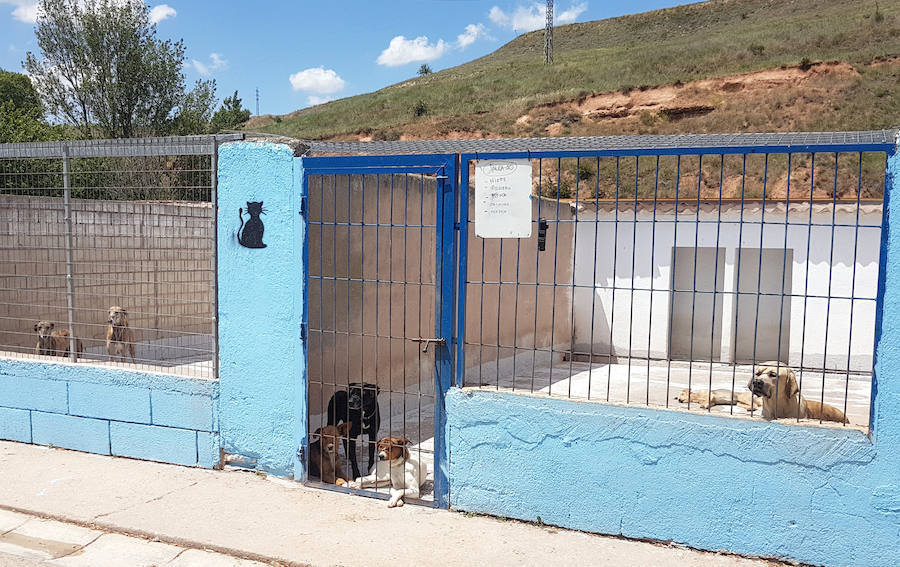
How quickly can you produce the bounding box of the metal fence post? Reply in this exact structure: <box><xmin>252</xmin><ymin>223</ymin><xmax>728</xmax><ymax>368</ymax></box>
<box><xmin>62</xmin><ymin>144</ymin><xmax>78</xmax><ymax>362</ymax></box>
<box><xmin>211</xmin><ymin>138</ymin><xmax>220</xmax><ymax>380</ymax></box>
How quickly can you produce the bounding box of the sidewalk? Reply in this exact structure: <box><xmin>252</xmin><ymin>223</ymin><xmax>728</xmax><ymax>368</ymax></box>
<box><xmin>0</xmin><ymin>441</ymin><xmax>785</xmax><ymax>567</ymax></box>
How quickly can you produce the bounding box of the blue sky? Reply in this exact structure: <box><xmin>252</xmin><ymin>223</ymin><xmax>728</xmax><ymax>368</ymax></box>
<box><xmin>1</xmin><ymin>0</ymin><xmax>695</xmax><ymax>116</ymax></box>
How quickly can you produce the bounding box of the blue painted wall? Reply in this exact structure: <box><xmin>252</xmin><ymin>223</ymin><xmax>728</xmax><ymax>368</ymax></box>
<box><xmin>216</xmin><ymin>141</ymin><xmax>306</xmax><ymax>478</ymax></box>
<box><xmin>447</xmin><ymin>144</ymin><xmax>900</xmax><ymax>567</ymax></box>
<box><xmin>0</xmin><ymin>359</ymin><xmax>219</xmax><ymax>467</ymax></box>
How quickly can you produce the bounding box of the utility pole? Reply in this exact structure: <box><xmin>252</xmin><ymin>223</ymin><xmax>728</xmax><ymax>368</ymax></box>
<box><xmin>545</xmin><ymin>0</ymin><xmax>554</xmax><ymax>65</ymax></box>
<box><xmin>255</xmin><ymin>88</ymin><xmax>260</xmax><ymax>116</ymax></box>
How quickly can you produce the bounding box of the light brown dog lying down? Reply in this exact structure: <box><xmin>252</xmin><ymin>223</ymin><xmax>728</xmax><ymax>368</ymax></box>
<box><xmin>678</xmin><ymin>362</ymin><xmax>849</xmax><ymax>424</ymax></box>
<box><xmin>677</xmin><ymin>388</ymin><xmax>761</xmax><ymax>410</ymax></box>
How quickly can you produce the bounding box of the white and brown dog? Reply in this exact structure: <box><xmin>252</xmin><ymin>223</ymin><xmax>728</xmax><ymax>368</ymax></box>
<box><xmin>348</xmin><ymin>436</ymin><xmax>428</xmax><ymax>508</ymax></box>
<box><xmin>34</xmin><ymin>320</ymin><xmax>83</xmax><ymax>359</ymax></box>
<box><xmin>106</xmin><ymin>306</ymin><xmax>136</xmax><ymax>363</ymax></box>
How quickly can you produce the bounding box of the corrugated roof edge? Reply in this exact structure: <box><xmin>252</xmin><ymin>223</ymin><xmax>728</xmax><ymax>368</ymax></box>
<box><xmin>305</xmin><ymin>130</ymin><xmax>900</xmax><ymax>156</ymax></box>
<box><xmin>0</xmin><ymin>134</ymin><xmax>245</xmax><ymax>159</ymax></box>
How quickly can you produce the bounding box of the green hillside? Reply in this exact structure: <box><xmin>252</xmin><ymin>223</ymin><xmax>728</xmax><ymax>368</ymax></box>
<box><xmin>251</xmin><ymin>0</ymin><xmax>899</xmax><ymax>140</ymax></box>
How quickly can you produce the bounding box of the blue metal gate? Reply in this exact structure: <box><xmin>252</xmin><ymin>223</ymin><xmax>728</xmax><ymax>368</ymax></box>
<box><xmin>301</xmin><ymin>154</ymin><xmax>456</xmax><ymax>508</ymax></box>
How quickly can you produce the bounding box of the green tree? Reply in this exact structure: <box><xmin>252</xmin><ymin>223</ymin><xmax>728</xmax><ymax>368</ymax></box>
<box><xmin>173</xmin><ymin>79</ymin><xmax>218</xmax><ymax>135</ymax></box>
<box><xmin>417</xmin><ymin>64</ymin><xmax>433</xmax><ymax>76</ymax></box>
<box><xmin>0</xmin><ymin>69</ymin><xmax>64</xmax><ymax>142</ymax></box>
<box><xmin>0</xmin><ymin>69</ymin><xmax>41</xmax><ymax>112</ymax></box>
<box><xmin>24</xmin><ymin>0</ymin><xmax>185</xmax><ymax>138</ymax></box>
<box><xmin>209</xmin><ymin>91</ymin><xmax>251</xmax><ymax>133</ymax></box>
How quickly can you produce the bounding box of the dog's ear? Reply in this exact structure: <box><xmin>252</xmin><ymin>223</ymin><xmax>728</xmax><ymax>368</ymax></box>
<box><xmin>398</xmin><ymin>437</ymin><xmax>411</xmax><ymax>446</ymax></box>
<box><xmin>783</xmin><ymin>371</ymin><xmax>799</xmax><ymax>398</ymax></box>
<box><xmin>34</xmin><ymin>323</ymin><xmax>39</xmax><ymax>332</ymax></box>
<box><xmin>312</xmin><ymin>427</ymin><xmax>322</xmax><ymax>440</ymax></box>
<box><xmin>338</xmin><ymin>422</ymin><xmax>352</xmax><ymax>436</ymax></box>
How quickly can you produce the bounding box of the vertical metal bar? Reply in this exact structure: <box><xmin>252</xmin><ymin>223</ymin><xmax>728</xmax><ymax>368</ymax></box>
<box><xmin>687</xmin><ymin>155</ymin><xmax>703</xmax><ymax>406</ymax></box>
<box><xmin>547</xmin><ymin>158</ymin><xmax>562</xmax><ymax>397</ymax></box>
<box><xmin>210</xmin><ymin>140</ymin><xmax>220</xmax><ymax>379</ymax></box>
<box><xmin>776</xmin><ymin>154</ymin><xmax>792</xmax><ymax>418</ymax></box>
<box><xmin>607</xmin><ymin>157</ymin><xmax>621</xmax><ymax>402</ymax></box>
<box><xmin>62</xmin><ymin>145</ymin><xmax>77</xmax><ymax>362</ymax></box>
<box><xmin>478</xmin><ymin>197</ymin><xmax>487</xmax><ymax>388</ymax></box>
<box><xmin>568</xmin><ymin>159</ymin><xmax>581</xmax><ymax>398</ymax></box>
<box><xmin>531</xmin><ymin>158</ymin><xmax>543</xmax><ymax>394</ymax></box>
<box><xmin>435</xmin><ymin>156</ymin><xmax>457</xmax><ymax>509</ymax></box>
<box><xmin>729</xmin><ymin>156</ymin><xmax>748</xmax><ymax>413</ymax></box>
<box><xmin>648</xmin><ymin>156</ymin><xmax>660</xmax><ymax>406</ymax></box>
<box><xmin>665</xmin><ymin>156</ymin><xmax>681</xmax><ymax>406</ymax></box>
<box><xmin>456</xmin><ymin>158</ymin><xmax>470</xmax><ymax>388</ymax></box>
<box><xmin>373</xmin><ymin>173</ymin><xmax>380</xmax><ymax>474</ymax></box>
<box><xmin>708</xmin><ymin>154</ymin><xmax>725</xmax><ymax>410</ymax></box>
<box><xmin>844</xmin><ymin>152</ymin><xmax>864</xmax><ymax>425</ymax></box>
<box><xmin>626</xmin><ymin>156</ymin><xmax>638</xmax><ymax>403</ymax></box>
<box><xmin>495</xmin><ymin>233</ymin><xmax>504</xmax><ymax>386</ymax></box>
<box><xmin>821</xmin><ymin>153</ymin><xmax>840</xmax><ymax>423</ymax></box>
<box><xmin>511</xmin><ymin>188</ymin><xmax>523</xmax><ymax>392</ymax></box>
<box><xmin>797</xmin><ymin>153</ymin><xmax>816</xmax><ymax>416</ymax></box>
<box><xmin>587</xmin><ymin>157</ymin><xmax>601</xmax><ymax>401</ymax></box>
<box><xmin>751</xmin><ymin>155</ymin><xmax>769</xmax><ymax>414</ymax></box>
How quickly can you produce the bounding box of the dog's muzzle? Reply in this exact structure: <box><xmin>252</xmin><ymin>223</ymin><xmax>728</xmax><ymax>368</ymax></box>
<box><xmin>749</xmin><ymin>378</ymin><xmax>769</xmax><ymax>397</ymax></box>
<box><xmin>377</xmin><ymin>450</ymin><xmax>387</xmax><ymax>461</ymax></box>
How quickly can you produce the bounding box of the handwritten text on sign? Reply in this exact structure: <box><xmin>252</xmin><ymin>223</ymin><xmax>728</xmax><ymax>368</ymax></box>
<box><xmin>474</xmin><ymin>158</ymin><xmax>532</xmax><ymax>238</ymax></box>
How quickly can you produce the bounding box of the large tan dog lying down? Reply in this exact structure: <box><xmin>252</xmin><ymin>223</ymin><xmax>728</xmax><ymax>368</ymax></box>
<box><xmin>678</xmin><ymin>362</ymin><xmax>849</xmax><ymax>424</ymax></box>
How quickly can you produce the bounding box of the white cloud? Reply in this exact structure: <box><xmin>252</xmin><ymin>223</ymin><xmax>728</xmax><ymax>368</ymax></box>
<box><xmin>192</xmin><ymin>53</ymin><xmax>227</xmax><ymax>76</ymax></box>
<box><xmin>289</xmin><ymin>67</ymin><xmax>346</xmax><ymax>94</ymax></box>
<box><xmin>376</xmin><ymin>35</ymin><xmax>447</xmax><ymax>67</ymax></box>
<box><xmin>489</xmin><ymin>2</ymin><xmax>587</xmax><ymax>32</ymax></box>
<box><xmin>557</xmin><ymin>2</ymin><xmax>588</xmax><ymax>24</ymax></box>
<box><xmin>0</xmin><ymin>0</ymin><xmax>39</xmax><ymax>23</ymax></box>
<box><xmin>149</xmin><ymin>4</ymin><xmax>176</xmax><ymax>24</ymax></box>
<box><xmin>306</xmin><ymin>95</ymin><xmax>333</xmax><ymax>106</ymax></box>
<box><xmin>457</xmin><ymin>23</ymin><xmax>489</xmax><ymax>49</ymax></box>
<box><xmin>2</xmin><ymin>1</ymin><xmax>178</xmax><ymax>25</ymax></box>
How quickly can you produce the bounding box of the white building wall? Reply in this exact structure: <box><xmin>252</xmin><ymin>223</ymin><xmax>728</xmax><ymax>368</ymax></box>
<box><xmin>572</xmin><ymin>203</ymin><xmax>881</xmax><ymax>371</ymax></box>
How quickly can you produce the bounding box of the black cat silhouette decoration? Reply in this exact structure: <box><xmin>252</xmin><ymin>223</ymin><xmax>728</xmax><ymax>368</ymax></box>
<box><xmin>238</xmin><ymin>201</ymin><xmax>267</xmax><ymax>248</ymax></box>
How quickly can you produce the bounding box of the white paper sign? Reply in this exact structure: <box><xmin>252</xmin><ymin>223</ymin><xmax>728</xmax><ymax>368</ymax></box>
<box><xmin>474</xmin><ymin>158</ymin><xmax>533</xmax><ymax>238</ymax></box>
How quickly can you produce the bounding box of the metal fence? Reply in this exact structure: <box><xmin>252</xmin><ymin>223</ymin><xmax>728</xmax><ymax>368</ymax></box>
<box><xmin>302</xmin><ymin>154</ymin><xmax>458</xmax><ymax>507</ymax></box>
<box><xmin>451</xmin><ymin>132</ymin><xmax>897</xmax><ymax>431</ymax></box>
<box><xmin>0</xmin><ymin>135</ymin><xmax>241</xmax><ymax>379</ymax></box>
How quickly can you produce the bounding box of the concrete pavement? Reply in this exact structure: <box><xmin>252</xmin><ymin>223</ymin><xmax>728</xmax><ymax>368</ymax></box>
<box><xmin>0</xmin><ymin>441</ymin><xmax>788</xmax><ymax>566</ymax></box>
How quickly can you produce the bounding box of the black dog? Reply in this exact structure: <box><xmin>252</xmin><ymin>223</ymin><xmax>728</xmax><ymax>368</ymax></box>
<box><xmin>327</xmin><ymin>382</ymin><xmax>381</xmax><ymax>479</ymax></box>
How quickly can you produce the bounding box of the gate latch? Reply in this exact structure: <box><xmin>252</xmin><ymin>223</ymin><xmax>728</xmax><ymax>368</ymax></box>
<box><xmin>408</xmin><ymin>337</ymin><xmax>446</xmax><ymax>353</ymax></box>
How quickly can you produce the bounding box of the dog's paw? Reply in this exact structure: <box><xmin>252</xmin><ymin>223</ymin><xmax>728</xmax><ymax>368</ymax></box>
<box><xmin>394</xmin><ymin>499</ymin><xmax>404</xmax><ymax>507</ymax></box>
<box><xmin>348</xmin><ymin>480</ymin><xmax>361</xmax><ymax>490</ymax></box>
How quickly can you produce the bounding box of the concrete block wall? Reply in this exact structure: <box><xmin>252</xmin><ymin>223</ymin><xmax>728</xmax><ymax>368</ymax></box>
<box><xmin>446</xmin><ymin>142</ymin><xmax>900</xmax><ymax>567</ymax></box>
<box><xmin>0</xmin><ymin>358</ymin><xmax>219</xmax><ymax>467</ymax></box>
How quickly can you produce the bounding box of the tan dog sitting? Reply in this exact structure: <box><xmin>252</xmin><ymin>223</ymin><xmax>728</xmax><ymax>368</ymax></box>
<box><xmin>106</xmin><ymin>306</ymin><xmax>136</xmax><ymax>363</ymax></box>
<box><xmin>34</xmin><ymin>321</ymin><xmax>83</xmax><ymax>360</ymax></box>
<box><xmin>309</xmin><ymin>423</ymin><xmax>352</xmax><ymax>486</ymax></box>
<box><xmin>748</xmin><ymin>362</ymin><xmax>849</xmax><ymax>424</ymax></box>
